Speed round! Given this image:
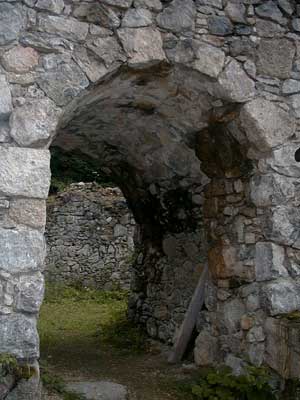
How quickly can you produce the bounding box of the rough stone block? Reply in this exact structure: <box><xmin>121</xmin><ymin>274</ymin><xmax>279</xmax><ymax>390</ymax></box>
<box><xmin>194</xmin><ymin>329</ymin><xmax>218</xmax><ymax>366</ymax></box>
<box><xmin>265</xmin><ymin>143</ymin><xmax>300</xmax><ymax>178</ymax></box>
<box><xmin>102</xmin><ymin>0</ymin><xmax>133</xmax><ymax>8</ymax></box>
<box><xmin>0</xmin><ymin>3</ymin><xmax>25</xmax><ymax>46</ymax></box>
<box><xmin>1</xmin><ymin>46</ymin><xmax>39</xmax><ymax>74</ymax></box>
<box><xmin>16</xmin><ymin>273</ymin><xmax>44</xmax><ymax>314</ymax></box>
<box><xmin>217</xmin><ymin>59</ymin><xmax>255</xmax><ymax>102</ymax></box>
<box><xmin>134</xmin><ymin>0</ymin><xmax>162</xmax><ymax>11</ymax></box>
<box><xmin>9</xmin><ymin>199</ymin><xmax>46</xmax><ymax>230</ymax></box>
<box><xmin>192</xmin><ymin>42</ymin><xmax>225</xmax><ymax>78</ymax></box>
<box><xmin>222</xmin><ymin>298</ymin><xmax>245</xmax><ymax>333</ymax></box>
<box><xmin>35</xmin><ymin>0</ymin><xmax>65</xmax><ymax>14</ymax></box>
<box><xmin>257</xmin><ymin>39</ymin><xmax>295</xmax><ymax>79</ymax></box>
<box><xmin>117</xmin><ymin>27</ymin><xmax>166</xmax><ymax>68</ymax></box>
<box><xmin>265</xmin><ymin>206</ymin><xmax>300</xmax><ymax>246</ymax></box>
<box><xmin>255</xmin><ymin>242</ymin><xmax>288</xmax><ymax>282</ymax></box>
<box><xmin>0</xmin><ymin>75</ymin><xmax>12</xmax><ymax>120</ymax></box>
<box><xmin>264</xmin><ymin>317</ymin><xmax>300</xmax><ymax>378</ymax></box>
<box><xmin>208</xmin><ymin>16</ymin><xmax>233</xmax><ymax>36</ymax></box>
<box><xmin>0</xmin><ymin>228</ymin><xmax>46</xmax><ymax>273</ymax></box>
<box><xmin>255</xmin><ymin>1</ymin><xmax>285</xmax><ymax>24</ymax></box>
<box><xmin>250</xmin><ymin>174</ymin><xmax>296</xmax><ymax>207</ymax></box>
<box><xmin>156</xmin><ymin>0</ymin><xmax>196</xmax><ymax>33</ymax></box>
<box><xmin>87</xmin><ymin>36</ymin><xmax>126</xmax><ymax>68</ymax></box>
<box><xmin>0</xmin><ymin>314</ymin><xmax>39</xmax><ymax>359</ymax></box>
<box><xmin>240</xmin><ymin>98</ymin><xmax>295</xmax><ymax>152</ymax></box>
<box><xmin>38</xmin><ymin>58</ymin><xmax>90</xmax><ymax>106</ymax></box>
<box><xmin>37</xmin><ymin>15</ymin><xmax>89</xmax><ymax>42</ymax></box>
<box><xmin>262</xmin><ymin>279</ymin><xmax>300</xmax><ymax>316</ymax></box>
<box><xmin>10</xmin><ymin>98</ymin><xmax>60</xmax><ymax>147</ymax></box>
<box><xmin>122</xmin><ymin>8</ymin><xmax>153</xmax><ymax>28</ymax></box>
<box><xmin>0</xmin><ymin>148</ymin><xmax>50</xmax><ymax>198</ymax></box>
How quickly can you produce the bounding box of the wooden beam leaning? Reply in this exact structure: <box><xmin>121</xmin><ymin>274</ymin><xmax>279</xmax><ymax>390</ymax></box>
<box><xmin>168</xmin><ymin>263</ymin><xmax>209</xmax><ymax>364</ymax></box>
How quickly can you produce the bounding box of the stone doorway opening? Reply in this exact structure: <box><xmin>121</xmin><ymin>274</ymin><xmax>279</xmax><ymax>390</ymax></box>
<box><xmin>48</xmin><ymin>63</ymin><xmax>256</xmax><ymax>356</ymax></box>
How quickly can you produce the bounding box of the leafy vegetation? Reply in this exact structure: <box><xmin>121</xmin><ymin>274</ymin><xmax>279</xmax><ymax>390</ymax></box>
<box><xmin>41</xmin><ymin>362</ymin><xmax>84</xmax><ymax>400</ymax></box>
<box><xmin>175</xmin><ymin>366</ymin><xmax>277</xmax><ymax>400</ymax></box>
<box><xmin>50</xmin><ymin>147</ymin><xmax>114</xmax><ymax>193</ymax></box>
<box><xmin>0</xmin><ymin>354</ymin><xmax>18</xmax><ymax>377</ymax></box>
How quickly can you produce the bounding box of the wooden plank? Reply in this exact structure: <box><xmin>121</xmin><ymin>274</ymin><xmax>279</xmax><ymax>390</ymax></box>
<box><xmin>168</xmin><ymin>263</ymin><xmax>209</xmax><ymax>364</ymax></box>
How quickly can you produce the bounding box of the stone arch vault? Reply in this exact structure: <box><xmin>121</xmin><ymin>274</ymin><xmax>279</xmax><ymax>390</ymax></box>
<box><xmin>1</xmin><ymin>0</ymin><xmax>300</xmax><ymax>396</ymax></box>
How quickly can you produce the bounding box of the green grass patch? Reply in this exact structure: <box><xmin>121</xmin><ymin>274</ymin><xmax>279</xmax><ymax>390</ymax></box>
<box><xmin>39</xmin><ymin>284</ymin><xmax>146</xmax><ymax>359</ymax></box>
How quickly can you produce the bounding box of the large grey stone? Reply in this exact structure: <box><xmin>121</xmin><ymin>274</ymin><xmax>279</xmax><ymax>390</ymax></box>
<box><xmin>222</xmin><ymin>298</ymin><xmax>245</xmax><ymax>333</ymax></box>
<box><xmin>0</xmin><ymin>3</ymin><xmax>25</xmax><ymax>45</ymax></box>
<box><xmin>0</xmin><ymin>75</ymin><xmax>12</xmax><ymax>120</ymax></box>
<box><xmin>240</xmin><ymin>98</ymin><xmax>295</xmax><ymax>152</ymax></box>
<box><xmin>266</xmin><ymin>206</ymin><xmax>300</xmax><ymax>246</ymax></box>
<box><xmin>156</xmin><ymin>0</ymin><xmax>196</xmax><ymax>33</ymax></box>
<box><xmin>250</xmin><ymin>174</ymin><xmax>296</xmax><ymax>207</ymax></box>
<box><xmin>73</xmin><ymin>47</ymin><xmax>109</xmax><ymax>83</ymax></box>
<box><xmin>37</xmin><ymin>60</ymin><xmax>89</xmax><ymax>106</ymax></box>
<box><xmin>165</xmin><ymin>39</ymin><xmax>195</xmax><ymax>64</ymax></box>
<box><xmin>65</xmin><ymin>381</ymin><xmax>128</xmax><ymax>400</ymax></box>
<box><xmin>0</xmin><ymin>148</ymin><xmax>50</xmax><ymax>198</ymax></box>
<box><xmin>10</xmin><ymin>98</ymin><xmax>60</xmax><ymax>147</ymax></box>
<box><xmin>255</xmin><ymin>242</ymin><xmax>288</xmax><ymax>282</ymax></box>
<box><xmin>278</xmin><ymin>0</ymin><xmax>295</xmax><ymax>15</ymax></box>
<box><xmin>20</xmin><ymin>32</ymin><xmax>74</xmax><ymax>54</ymax></box>
<box><xmin>257</xmin><ymin>39</ymin><xmax>295</xmax><ymax>79</ymax></box>
<box><xmin>262</xmin><ymin>279</ymin><xmax>300</xmax><ymax>316</ymax></box>
<box><xmin>84</xmin><ymin>4</ymin><xmax>121</xmax><ymax>29</ymax></box>
<box><xmin>134</xmin><ymin>0</ymin><xmax>162</xmax><ymax>11</ymax></box>
<box><xmin>192</xmin><ymin>42</ymin><xmax>225</xmax><ymax>78</ymax></box>
<box><xmin>0</xmin><ymin>314</ymin><xmax>39</xmax><ymax>359</ymax></box>
<box><xmin>35</xmin><ymin>0</ymin><xmax>65</xmax><ymax>14</ymax></box>
<box><xmin>122</xmin><ymin>8</ymin><xmax>153</xmax><ymax>28</ymax></box>
<box><xmin>282</xmin><ymin>79</ymin><xmax>300</xmax><ymax>95</ymax></box>
<box><xmin>264</xmin><ymin>318</ymin><xmax>287</xmax><ymax>377</ymax></box>
<box><xmin>217</xmin><ymin>59</ymin><xmax>255</xmax><ymax>102</ymax></box>
<box><xmin>6</xmin><ymin>369</ymin><xmax>41</xmax><ymax>400</ymax></box>
<box><xmin>292</xmin><ymin>18</ymin><xmax>300</xmax><ymax>32</ymax></box>
<box><xmin>38</xmin><ymin>15</ymin><xmax>89</xmax><ymax>42</ymax></box>
<box><xmin>87</xmin><ymin>37</ymin><xmax>126</xmax><ymax>69</ymax></box>
<box><xmin>194</xmin><ymin>329</ymin><xmax>218</xmax><ymax>366</ymax></box>
<box><xmin>0</xmin><ymin>228</ymin><xmax>46</xmax><ymax>273</ymax></box>
<box><xmin>225</xmin><ymin>3</ymin><xmax>246</xmax><ymax>24</ymax></box>
<box><xmin>256</xmin><ymin>19</ymin><xmax>285</xmax><ymax>38</ymax></box>
<box><xmin>265</xmin><ymin>143</ymin><xmax>300</xmax><ymax>178</ymax></box>
<box><xmin>102</xmin><ymin>0</ymin><xmax>133</xmax><ymax>8</ymax></box>
<box><xmin>117</xmin><ymin>27</ymin><xmax>166</xmax><ymax>68</ymax></box>
<box><xmin>208</xmin><ymin>16</ymin><xmax>233</xmax><ymax>36</ymax></box>
<box><xmin>16</xmin><ymin>273</ymin><xmax>44</xmax><ymax>314</ymax></box>
<box><xmin>255</xmin><ymin>1</ymin><xmax>285</xmax><ymax>24</ymax></box>
<box><xmin>290</xmin><ymin>93</ymin><xmax>300</xmax><ymax>117</ymax></box>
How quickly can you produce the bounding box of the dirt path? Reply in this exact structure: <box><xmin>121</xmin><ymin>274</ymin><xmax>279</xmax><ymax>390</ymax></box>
<box><xmin>39</xmin><ymin>287</ymin><xmax>194</xmax><ymax>400</ymax></box>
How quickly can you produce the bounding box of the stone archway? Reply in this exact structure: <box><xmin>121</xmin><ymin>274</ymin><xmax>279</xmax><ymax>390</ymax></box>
<box><xmin>0</xmin><ymin>0</ymin><xmax>300</xmax><ymax>397</ymax></box>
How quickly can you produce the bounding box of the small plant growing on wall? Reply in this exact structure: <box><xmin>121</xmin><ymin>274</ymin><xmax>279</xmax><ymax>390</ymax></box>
<box><xmin>0</xmin><ymin>354</ymin><xmax>18</xmax><ymax>378</ymax></box>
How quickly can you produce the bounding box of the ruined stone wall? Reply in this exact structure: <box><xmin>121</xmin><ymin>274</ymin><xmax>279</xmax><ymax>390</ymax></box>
<box><xmin>45</xmin><ymin>183</ymin><xmax>135</xmax><ymax>290</ymax></box>
<box><xmin>0</xmin><ymin>0</ymin><xmax>300</xmax><ymax>396</ymax></box>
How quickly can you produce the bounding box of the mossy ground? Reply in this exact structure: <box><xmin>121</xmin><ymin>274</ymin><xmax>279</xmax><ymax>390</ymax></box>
<box><xmin>38</xmin><ymin>284</ymin><xmax>190</xmax><ymax>400</ymax></box>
